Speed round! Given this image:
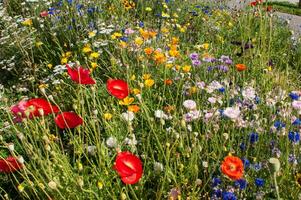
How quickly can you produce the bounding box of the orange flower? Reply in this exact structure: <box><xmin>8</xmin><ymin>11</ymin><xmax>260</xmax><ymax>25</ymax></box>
<box><xmin>221</xmin><ymin>155</ymin><xmax>244</xmax><ymax>180</ymax></box>
<box><xmin>164</xmin><ymin>79</ymin><xmax>173</xmax><ymax>85</ymax></box>
<box><xmin>235</xmin><ymin>64</ymin><xmax>247</xmax><ymax>71</ymax></box>
<box><xmin>128</xmin><ymin>105</ymin><xmax>140</xmax><ymax>113</ymax></box>
<box><xmin>144</xmin><ymin>47</ymin><xmax>154</xmax><ymax>55</ymax></box>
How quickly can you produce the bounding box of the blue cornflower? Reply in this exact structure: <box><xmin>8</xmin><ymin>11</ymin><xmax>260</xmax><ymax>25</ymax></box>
<box><xmin>242</xmin><ymin>158</ymin><xmax>250</xmax><ymax>169</ymax></box>
<box><xmin>292</xmin><ymin>118</ymin><xmax>301</xmax><ymax>126</ymax></box>
<box><xmin>274</xmin><ymin>121</ymin><xmax>285</xmax><ymax>130</ymax></box>
<box><xmin>212</xmin><ymin>177</ymin><xmax>222</xmax><ymax>187</ymax></box>
<box><xmin>288</xmin><ymin>131</ymin><xmax>300</xmax><ymax>143</ymax></box>
<box><xmin>255</xmin><ymin>178</ymin><xmax>265</xmax><ymax>187</ymax></box>
<box><xmin>289</xmin><ymin>92</ymin><xmax>299</xmax><ymax>100</ymax></box>
<box><xmin>222</xmin><ymin>192</ymin><xmax>237</xmax><ymax>200</ymax></box>
<box><xmin>255</xmin><ymin>96</ymin><xmax>260</xmax><ymax>104</ymax></box>
<box><xmin>252</xmin><ymin>163</ymin><xmax>262</xmax><ymax>171</ymax></box>
<box><xmin>219</xmin><ymin>87</ymin><xmax>226</xmax><ymax>93</ymax></box>
<box><xmin>67</xmin><ymin>0</ymin><xmax>73</xmax><ymax>4</ymax></box>
<box><xmin>76</xmin><ymin>4</ymin><xmax>83</xmax><ymax>10</ymax></box>
<box><xmin>239</xmin><ymin>143</ymin><xmax>246</xmax><ymax>151</ymax></box>
<box><xmin>249</xmin><ymin>132</ymin><xmax>259</xmax><ymax>144</ymax></box>
<box><xmin>234</xmin><ymin>179</ymin><xmax>247</xmax><ymax>190</ymax></box>
<box><xmin>212</xmin><ymin>189</ymin><xmax>222</xmax><ymax>198</ymax></box>
<box><xmin>120</xmin><ymin>37</ymin><xmax>129</xmax><ymax>42</ymax></box>
<box><xmin>87</xmin><ymin>7</ymin><xmax>96</xmax><ymax>14</ymax></box>
<box><xmin>139</xmin><ymin>21</ymin><xmax>144</xmax><ymax>27</ymax></box>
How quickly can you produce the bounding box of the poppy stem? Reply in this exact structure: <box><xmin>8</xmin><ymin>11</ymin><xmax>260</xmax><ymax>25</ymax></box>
<box><xmin>273</xmin><ymin>173</ymin><xmax>281</xmax><ymax>200</ymax></box>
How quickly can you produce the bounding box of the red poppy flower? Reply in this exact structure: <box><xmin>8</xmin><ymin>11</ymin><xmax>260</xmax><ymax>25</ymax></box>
<box><xmin>66</xmin><ymin>65</ymin><xmax>96</xmax><ymax>85</ymax></box>
<box><xmin>113</xmin><ymin>151</ymin><xmax>143</xmax><ymax>184</ymax></box>
<box><xmin>235</xmin><ymin>64</ymin><xmax>247</xmax><ymax>72</ymax></box>
<box><xmin>221</xmin><ymin>155</ymin><xmax>244</xmax><ymax>180</ymax></box>
<box><xmin>0</xmin><ymin>156</ymin><xmax>23</xmax><ymax>173</ymax></box>
<box><xmin>11</xmin><ymin>98</ymin><xmax>59</xmax><ymax>122</ymax></box>
<box><xmin>55</xmin><ymin>112</ymin><xmax>83</xmax><ymax>129</ymax></box>
<box><xmin>40</xmin><ymin>11</ymin><xmax>49</xmax><ymax>17</ymax></box>
<box><xmin>106</xmin><ymin>79</ymin><xmax>129</xmax><ymax>99</ymax></box>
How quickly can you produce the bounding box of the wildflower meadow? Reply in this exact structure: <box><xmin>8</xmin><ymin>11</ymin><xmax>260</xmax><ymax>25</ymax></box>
<box><xmin>0</xmin><ymin>0</ymin><xmax>301</xmax><ymax>199</ymax></box>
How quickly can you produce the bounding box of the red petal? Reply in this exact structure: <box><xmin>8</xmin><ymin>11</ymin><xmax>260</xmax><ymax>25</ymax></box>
<box><xmin>114</xmin><ymin>152</ymin><xmax>143</xmax><ymax>184</ymax></box>
<box><xmin>27</xmin><ymin>98</ymin><xmax>59</xmax><ymax>116</ymax></box>
<box><xmin>121</xmin><ymin>173</ymin><xmax>142</xmax><ymax>184</ymax></box>
<box><xmin>55</xmin><ymin>112</ymin><xmax>83</xmax><ymax>129</ymax></box>
<box><xmin>0</xmin><ymin>156</ymin><xmax>23</xmax><ymax>173</ymax></box>
<box><xmin>106</xmin><ymin>79</ymin><xmax>129</xmax><ymax>99</ymax></box>
<box><xmin>67</xmin><ymin>65</ymin><xmax>96</xmax><ymax>85</ymax></box>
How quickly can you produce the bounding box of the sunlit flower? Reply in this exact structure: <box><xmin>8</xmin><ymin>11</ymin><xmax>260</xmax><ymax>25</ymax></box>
<box><xmin>223</xmin><ymin>107</ymin><xmax>240</xmax><ymax>119</ymax></box>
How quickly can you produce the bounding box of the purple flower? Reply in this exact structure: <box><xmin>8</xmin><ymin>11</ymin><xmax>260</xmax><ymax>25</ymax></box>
<box><xmin>192</xmin><ymin>59</ymin><xmax>202</xmax><ymax>66</ymax></box>
<box><xmin>189</xmin><ymin>52</ymin><xmax>199</xmax><ymax>60</ymax></box>
<box><xmin>217</xmin><ymin>65</ymin><xmax>229</xmax><ymax>72</ymax></box>
<box><xmin>220</xmin><ymin>55</ymin><xmax>233</xmax><ymax>65</ymax></box>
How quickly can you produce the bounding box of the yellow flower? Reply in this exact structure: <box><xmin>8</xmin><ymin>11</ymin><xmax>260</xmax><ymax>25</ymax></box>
<box><xmin>134</xmin><ymin>37</ymin><xmax>143</xmax><ymax>46</ymax></box>
<box><xmin>200</xmin><ymin>43</ymin><xmax>209</xmax><ymax>50</ymax></box>
<box><xmin>111</xmin><ymin>32</ymin><xmax>122</xmax><ymax>39</ymax></box>
<box><xmin>88</xmin><ymin>31</ymin><xmax>96</xmax><ymax>38</ymax></box>
<box><xmin>18</xmin><ymin>184</ymin><xmax>25</xmax><ymax>192</ymax></box>
<box><xmin>153</xmin><ymin>52</ymin><xmax>166</xmax><ymax>64</ymax></box>
<box><xmin>90</xmin><ymin>52</ymin><xmax>100</xmax><ymax>59</ymax></box>
<box><xmin>189</xmin><ymin>86</ymin><xmax>198</xmax><ymax>94</ymax></box>
<box><xmin>145</xmin><ymin>7</ymin><xmax>152</xmax><ymax>11</ymax></box>
<box><xmin>47</xmin><ymin>64</ymin><xmax>53</xmax><ymax>69</ymax></box>
<box><xmin>119</xmin><ymin>41</ymin><xmax>127</xmax><ymax>48</ymax></box>
<box><xmin>169</xmin><ymin>49</ymin><xmax>180</xmax><ymax>57</ymax></box>
<box><xmin>21</xmin><ymin>19</ymin><xmax>33</xmax><ymax>26</ymax></box>
<box><xmin>119</xmin><ymin>97</ymin><xmax>134</xmax><ymax>106</ymax></box>
<box><xmin>161</xmin><ymin>12</ymin><xmax>170</xmax><ymax>18</ymax></box>
<box><xmin>61</xmin><ymin>57</ymin><xmax>68</xmax><ymax>65</ymax></box>
<box><xmin>103</xmin><ymin>113</ymin><xmax>113</xmax><ymax>120</ymax></box>
<box><xmin>91</xmin><ymin>62</ymin><xmax>98</xmax><ymax>69</ymax></box>
<box><xmin>144</xmin><ymin>79</ymin><xmax>155</xmax><ymax>87</ymax></box>
<box><xmin>97</xmin><ymin>181</ymin><xmax>103</xmax><ymax>189</ymax></box>
<box><xmin>132</xmin><ymin>88</ymin><xmax>141</xmax><ymax>95</ymax></box>
<box><xmin>130</xmin><ymin>75</ymin><xmax>136</xmax><ymax>80</ymax></box>
<box><xmin>82</xmin><ymin>44</ymin><xmax>92</xmax><ymax>53</ymax></box>
<box><xmin>171</xmin><ymin>37</ymin><xmax>179</xmax><ymax>45</ymax></box>
<box><xmin>165</xmin><ymin>63</ymin><xmax>173</xmax><ymax>69</ymax></box>
<box><xmin>35</xmin><ymin>41</ymin><xmax>43</xmax><ymax>47</ymax></box>
<box><xmin>65</xmin><ymin>51</ymin><xmax>72</xmax><ymax>58</ymax></box>
<box><xmin>142</xmin><ymin>74</ymin><xmax>151</xmax><ymax>80</ymax></box>
<box><xmin>161</xmin><ymin>28</ymin><xmax>169</xmax><ymax>34</ymax></box>
<box><xmin>182</xmin><ymin>65</ymin><xmax>191</xmax><ymax>73</ymax></box>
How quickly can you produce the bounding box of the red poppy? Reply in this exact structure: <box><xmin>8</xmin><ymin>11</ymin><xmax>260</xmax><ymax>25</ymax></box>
<box><xmin>66</xmin><ymin>65</ymin><xmax>96</xmax><ymax>85</ymax></box>
<box><xmin>113</xmin><ymin>151</ymin><xmax>143</xmax><ymax>184</ymax></box>
<box><xmin>11</xmin><ymin>98</ymin><xmax>59</xmax><ymax>122</ymax></box>
<box><xmin>106</xmin><ymin>79</ymin><xmax>129</xmax><ymax>99</ymax></box>
<box><xmin>235</xmin><ymin>64</ymin><xmax>247</xmax><ymax>72</ymax></box>
<box><xmin>55</xmin><ymin>112</ymin><xmax>83</xmax><ymax>129</ymax></box>
<box><xmin>221</xmin><ymin>155</ymin><xmax>244</xmax><ymax>180</ymax></box>
<box><xmin>40</xmin><ymin>11</ymin><xmax>49</xmax><ymax>17</ymax></box>
<box><xmin>0</xmin><ymin>156</ymin><xmax>23</xmax><ymax>173</ymax></box>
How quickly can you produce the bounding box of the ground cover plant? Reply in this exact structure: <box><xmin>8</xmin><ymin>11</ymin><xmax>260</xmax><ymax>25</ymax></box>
<box><xmin>0</xmin><ymin>0</ymin><xmax>301</xmax><ymax>199</ymax></box>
